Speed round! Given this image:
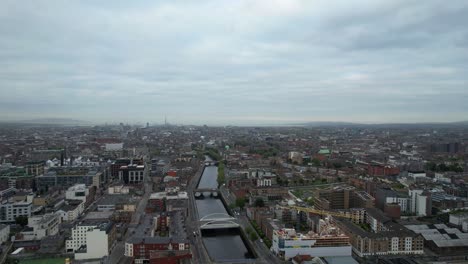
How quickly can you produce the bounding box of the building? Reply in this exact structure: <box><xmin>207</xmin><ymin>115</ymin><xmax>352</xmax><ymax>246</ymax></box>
<box><xmin>248</xmin><ymin>168</ymin><xmax>277</xmax><ymax>187</ymax></box>
<box><xmin>66</xmin><ymin>184</ymin><xmax>89</xmax><ymax>202</ymax></box>
<box><xmin>96</xmin><ymin>194</ymin><xmax>137</xmax><ymax>211</ymax></box>
<box><xmin>335</xmin><ymin>210</ymin><xmax>424</xmax><ymax>257</ymax></box>
<box><xmin>0</xmin><ymin>201</ymin><xmax>32</xmax><ymax>222</ymax></box>
<box><xmin>147</xmin><ymin>191</ymin><xmax>189</xmax><ymax>213</ymax></box>
<box><xmin>315</xmin><ymin>186</ymin><xmax>374</xmax><ymax>210</ymax></box>
<box><xmin>25</xmin><ymin>161</ymin><xmax>45</xmax><ymax>176</ymax></box>
<box><xmin>125</xmin><ymin>237</ymin><xmax>191</xmax><ymax>264</ymax></box>
<box><xmin>21</xmin><ymin>213</ymin><xmax>60</xmax><ymax>240</ymax></box>
<box><xmin>66</xmin><ymin>220</ymin><xmax>116</xmax><ymax>260</ymax></box>
<box><xmin>36</xmin><ymin>168</ymin><xmax>103</xmax><ymax>191</ymax></box>
<box><xmin>118</xmin><ymin>164</ymin><xmax>145</xmax><ymax>184</ymax></box>
<box><xmin>105</xmin><ymin>143</ymin><xmax>123</xmax><ymax>151</ymax></box>
<box><xmin>108</xmin><ymin>185</ymin><xmax>130</xmax><ymax>194</ymax></box>
<box><xmin>56</xmin><ymin>200</ymin><xmax>85</xmax><ymax>222</ymax></box>
<box><xmin>405</xmin><ymin>224</ymin><xmax>468</xmax><ymax>255</ymax></box>
<box><xmin>353</xmin><ymin>191</ymin><xmax>375</xmax><ymax>208</ymax></box>
<box><xmin>449</xmin><ymin>213</ymin><xmax>468</xmax><ymax>232</ymax></box>
<box><xmin>0</xmin><ymin>224</ymin><xmax>10</xmax><ymax>244</ymax></box>
<box><xmin>271</xmin><ymin>226</ymin><xmax>351</xmax><ymax>261</ymax></box>
<box><xmin>110</xmin><ymin>158</ymin><xmax>144</xmax><ymax>179</ymax></box>
<box><xmin>407</xmin><ymin>171</ymin><xmax>427</xmax><ymax>180</ymax></box>
<box><xmin>367</xmin><ymin>164</ymin><xmax>400</xmax><ymax>177</ymax></box>
<box><xmin>409</xmin><ymin>189</ymin><xmax>431</xmax><ymax>216</ymax></box>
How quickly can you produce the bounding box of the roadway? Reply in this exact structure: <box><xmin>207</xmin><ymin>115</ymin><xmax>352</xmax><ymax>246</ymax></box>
<box><xmin>107</xmin><ymin>156</ymin><xmax>152</xmax><ymax>264</ymax></box>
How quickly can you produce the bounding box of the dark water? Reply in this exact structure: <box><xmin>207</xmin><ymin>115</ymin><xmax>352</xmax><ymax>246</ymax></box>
<box><xmin>196</xmin><ymin>163</ymin><xmax>253</xmax><ymax>261</ymax></box>
<box><xmin>202</xmin><ymin>229</ymin><xmax>254</xmax><ymax>260</ymax></box>
<box><xmin>197</xmin><ymin>165</ymin><xmax>218</xmax><ymax>189</ymax></box>
<box><xmin>196</xmin><ymin>198</ymin><xmax>228</xmax><ymax>220</ymax></box>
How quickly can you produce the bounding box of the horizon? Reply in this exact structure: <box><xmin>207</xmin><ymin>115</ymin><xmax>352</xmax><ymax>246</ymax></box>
<box><xmin>1</xmin><ymin>117</ymin><xmax>467</xmax><ymax>127</ymax></box>
<box><xmin>1</xmin><ymin>1</ymin><xmax>468</xmax><ymax>124</ymax></box>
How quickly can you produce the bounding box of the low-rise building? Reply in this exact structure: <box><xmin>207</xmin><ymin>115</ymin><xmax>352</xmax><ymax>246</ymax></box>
<box><xmin>0</xmin><ymin>224</ymin><xmax>10</xmax><ymax>244</ymax></box>
<box><xmin>405</xmin><ymin>224</ymin><xmax>468</xmax><ymax>255</ymax></box>
<box><xmin>66</xmin><ymin>184</ymin><xmax>89</xmax><ymax>202</ymax></box>
<box><xmin>66</xmin><ymin>220</ymin><xmax>116</xmax><ymax>260</ymax></box>
<box><xmin>271</xmin><ymin>227</ymin><xmax>351</xmax><ymax>261</ymax></box>
<box><xmin>21</xmin><ymin>213</ymin><xmax>60</xmax><ymax>240</ymax></box>
<box><xmin>56</xmin><ymin>200</ymin><xmax>84</xmax><ymax>222</ymax></box>
<box><xmin>125</xmin><ymin>237</ymin><xmax>191</xmax><ymax>263</ymax></box>
<box><xmin>0</xmin><ymin>201</ymin><xmax>32</xmax><ymax>222</ymax></box>
<box><xmin>335</xmin><ymin>209</ymin><xmax>424</xmax><ymax>257</ymax></box>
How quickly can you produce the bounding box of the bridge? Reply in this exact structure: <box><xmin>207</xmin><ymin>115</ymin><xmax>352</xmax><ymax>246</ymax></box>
<box><xmin>194</xmin><ymin>188</ymin><xmax>220</xmax><ymax>198</ymax></box>
<box><xmin>199</xmin><ymin>213</ymin><xmax>240</xmax><ymax>229</ymax></box>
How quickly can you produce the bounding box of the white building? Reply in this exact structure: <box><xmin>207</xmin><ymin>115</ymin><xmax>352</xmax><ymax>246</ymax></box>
<box><xmin>0</xmin><ymin>224</ymin><xmax>10</xmax><ymax>244</ymax></box>
<box><xmin>386</xmin><ymin>196</ymin><xmax>410</xmax><ymax>212</ymax></box>
<box><xmin>409</xmin><ymin>189</ymin><xmax>430</xmax><ymax>216</ymax></box>
<box><xmin>434</xmin><ymin>173</ymin><xmax>451</xmax><ymax>184</ymax></box>
<box><xmin>408</xmin><ymin>171</ymin><xmax>426</xmax><ymax>179</ymax></box>
<box><xmin>21</xmin><ymin>213</ymin><xmax>60</xmax><ymax>240</ymax></box>
<box><xmin>272</xmin><ymin>228</ymin><xmax>351</xmax><ymax>260</ymax></box>
<box><xmin>449</xmin><ymin>213</ymin><xmax>468</xmax><ymax>232</ymax></box>
<box><xmin>56</xmin><ymin>201</ymin><xmax>85</xmax><ymax>222</ymax></box>
<box><xmin>0</xmin><ymin>201</ymin><xmax>32</xmax><ymax>222</ymax></box>
<box><xmin>66</xmin><ymin>184</ymin><xmax>89</xmax><ymax>202</ymax></box>
<box><xmin>108</xmin><ymin>185</ymin><xmax>130</xmax><ymax>194</ymax></box>
<box><xmin>66</xmin><ymin>221</ymin><xmax>114</xmax><ymax>260</ymax></box>
<box><xmin>105</xmin><ymin>143</ymin><xmax>123</xmax><ymax>151</ymax></box>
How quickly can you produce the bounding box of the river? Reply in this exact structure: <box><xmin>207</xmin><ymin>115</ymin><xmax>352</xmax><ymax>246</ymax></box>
<box><xmin>196</xmin><ymin>162</ymin><xmax>254</xmax><ymax>261</ymax></box>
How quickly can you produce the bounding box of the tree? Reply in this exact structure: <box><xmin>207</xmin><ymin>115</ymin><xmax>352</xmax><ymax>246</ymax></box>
<box><xmin>15</xmin><ymin>215</ymin><xmax>28</xmax><ymax>227</ymax></box>
<box><xmin>245</xmin><ymin>226</ymin><xmax>253</xmax><ymax>234</ymax></box>
<box><xmin>333</xmin><ymin>162</ymin><xmax>342</xmax><ymax>169</ymax></box>
<box><xmin>254</xmin><ymin>198</ymin><xmax>265</xmax><ymax>207</ymax></box>
<box><xmin>249</xmin><ymin>231</ymin><xmax>258</xmax><ymax>241</ymax></box>
<box><xmin>276</xmin><ymin>177</ymin><xmax>283</xmax><ymax>186</ymax></box>
<box><xmin>235</xmin><ymin>197</ymin><xmax>246</xmax><ymax>209</ymax></box>
<box><xmin>312</xmin><ymin>158</ymin><xmax>321</xmax><ymax>167</ymax></box>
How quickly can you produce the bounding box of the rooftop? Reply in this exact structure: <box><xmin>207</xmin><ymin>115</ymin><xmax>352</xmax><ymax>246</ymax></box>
<box><xmin>405</xmin><ymin>224</ymin><xmax>468</xmax><ymax>248</ymax></box>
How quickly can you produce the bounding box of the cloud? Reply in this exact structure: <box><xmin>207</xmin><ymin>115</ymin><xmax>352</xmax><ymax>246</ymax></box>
<box><xmin>0</xmin><ymin>0</ymin><xmax>467</xmax><ymax>124</ymax></box>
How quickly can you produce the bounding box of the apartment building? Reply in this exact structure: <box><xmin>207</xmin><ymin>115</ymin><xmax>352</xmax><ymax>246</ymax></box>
<box><xmin>66</xmin><ymin>220</ymin><xmax>116</xmax><ymax>260</ymax></box>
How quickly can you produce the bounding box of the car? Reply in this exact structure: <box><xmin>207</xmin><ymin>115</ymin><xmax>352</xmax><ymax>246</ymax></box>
<box><xmin>260</xmin><ymin>239</ymin><xmax>263</xmax><ymax>243</ymax></box>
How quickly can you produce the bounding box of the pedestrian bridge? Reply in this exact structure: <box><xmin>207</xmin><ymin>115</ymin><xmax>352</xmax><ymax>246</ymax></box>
<box><xmin>199</xmin><ymin>213</ymin><xmax>239</xmax><ymax>229</ymax></box>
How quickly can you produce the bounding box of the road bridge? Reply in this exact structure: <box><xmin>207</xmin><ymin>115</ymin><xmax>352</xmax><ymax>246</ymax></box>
<box><xmin>194</xmin><ymin>188</ymin><xmax>220</xmax><ymax>198</ymax></box>
<box><xmin>199</xmin><ymin>213</ymin><xmax>239</xmax><ymax>229</ymax></box>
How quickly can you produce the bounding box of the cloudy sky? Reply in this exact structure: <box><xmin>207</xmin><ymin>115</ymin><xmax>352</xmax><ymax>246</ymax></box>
<box><xmin>1</xmin><ymin>0</ymin><xmax>467</xmax><ymax>125</ymax></box>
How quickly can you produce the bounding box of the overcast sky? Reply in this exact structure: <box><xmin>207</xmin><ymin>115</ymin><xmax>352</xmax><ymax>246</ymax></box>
<box><xmin>1</xmin><ymin>0</ymin><xmax>467</xmax><ymax>125</ymax></box>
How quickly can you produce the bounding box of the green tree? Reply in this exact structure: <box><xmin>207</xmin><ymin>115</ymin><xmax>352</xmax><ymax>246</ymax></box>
<box><xmin>235</xmin><ymin>197</ymin><xmax>246</xmax><ymax>209</ymax></box>
<box><xmin>254</xmin><ymin>198</ymin><xmax>265</xmax><ymax>207</ymax></box>
<box><xmin>250</xmin><ymin>231</ymin><xmax>258</xmax><ymax>241</ymax></box>
<box><xmin>312</xmin><ymin>158</ymin><xmax>321</xmax><ymax>167</ymax></box>
<box><xmin>333</xmin><ymin>162</ymin><xmax>342</xmax><ymax>169</ymax></box>
<box><xmin>15</xmin><ymin>215</ymin><xmax>28</xmax><ymax>227</ymax></box>
<box><xmin>245</xmin><ymin>226</ymin><xmax>253</xmax><ymax>234</ymax></box>
<box><xmin>276</xmin><ymin>177</ymin><xmax>282</xmax><ymax>186</ymax></box>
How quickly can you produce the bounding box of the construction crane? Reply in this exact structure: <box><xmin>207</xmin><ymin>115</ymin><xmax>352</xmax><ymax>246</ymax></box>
<box><xmin>278</xmin><ymin>205</ymin><xmax>358</xmax><ymax>220</ymax></box>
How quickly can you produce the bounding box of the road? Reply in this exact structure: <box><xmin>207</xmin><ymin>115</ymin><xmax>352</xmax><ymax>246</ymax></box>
<box><xmin>107</xmin><ymin>157</ymin><xmax>152</xmax><ymax>264</ymax></box>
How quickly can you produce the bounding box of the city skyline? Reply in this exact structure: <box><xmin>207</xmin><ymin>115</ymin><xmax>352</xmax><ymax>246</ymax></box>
<box><xmin>1</xmin><ymin>0</ymin><xmax>468</xmax><ymax>125</ymax></box>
